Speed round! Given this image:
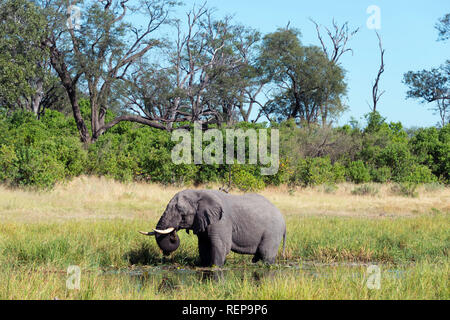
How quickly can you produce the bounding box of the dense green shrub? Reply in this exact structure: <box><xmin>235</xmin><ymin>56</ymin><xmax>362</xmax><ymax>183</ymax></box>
<box><xmin>231</xmin><ymin>165</ymin><xmax>265</xmax><ymax>192</ymax></box>
<box><xmin>346</xmin><ymin>161</ymin><xmax>371</xmax><ymax>184</ymax></box>
<box><xmin>376</xmin><ymin>143</ymin><xmax>415</xmax><ymax>182</ymax></box>
<box><xmin>409</xmin><ymin>124</ymin><xmax>450</xmax><ymax>182</ymax></box>
<box><xmin>87</xmin><ymin>125</ymin><xmax>199</xmax><ymax>185</ymax></box>
<box><xmin>332</xmin><ymin>162</ymin><xmax>346</xmax><ymax>183</ymax></box>
<box><xmin>0</xmin><ymin>109</ymin><xmax>447</xmax><ymax>189</ymax></box>
<box><xmin>405</xmin><ymin>165</ymin><xmax>437</xmax><ymax>184</ymax></box>
<box><xmin>370</xmin><ymin>166</ymin><xmax>392</xmax><ymax>183</ymax></box>
<box><xmin>0</xmin><ymin>111</ymin><xmax>86</xmax><ymax>188</ymax></box>
<box><xmin>290</xmin><ymin>157</ymin><xmax>332</xmax><ymax>186</ymax></box>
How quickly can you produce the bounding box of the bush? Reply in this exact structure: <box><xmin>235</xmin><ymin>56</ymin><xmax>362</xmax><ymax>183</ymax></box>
<box><xmin>290</xmin><ymin>157</ymin><xmax>338</xmax><ymax>186</ymax></box>
<box><xmin>423</xmin><ymin>182</ymin><xmax>445</xmax><ymax>193</ymax></box>
<box><xmin>376</xmin><ymin>143</ymin><xmax>415</xmax><ymax>182</ymax></box>
<box><xmin>391</xmin><ymin>182</ymin><xmax>419</xmax><ymax>198</ymax></box>
<box><xmin>263</xmin><ymin>157</ymin><xmax>290</xmax><ymax>186</ymax></box>
<box><xmin>0</xmin><ymin>145</ymin><xmax>18</xmax><ymax>184</ymax></box>
<box><xmin>332</xmin><ymin>162</ymin><xmax>346</xmax><ymax>183</ymax></box>
<box><xmin>87</xmin><ymin>125</ymin><xmax>198</xmax><ymax>185</ymax></box>
<box><xmin>409</xmin><ymin>124</ymin><xmax>450</xmax><ymax>182</ymax></box>
<box><xmin>13</xmin><ymin>145</ymin><xmax>66</xmax><ymax>188</ymax></box>
<box><xmin>0</xmin><ymin>109</ymin><xmax>446</xmax><ymax>189</ymax></box>
<box><xmin>405</xmin><ymin>165</ymin><xmax>437</xmax><ymax>184</ymax></box>
<box><xmin>231</xmin><ymin>165</ymin><xmax>265</xmax><ymax>192</ymax></box>
<box><xmin>370</xmin><ymin>166</ymin><xmax>392</xmax><ymax>183</ymax></box>
<box><xmin>0</xmin><ymin>111</ymin><xmax>87</xmax><ymax>188</ymax></box>
<box><xmin>347</xmin><ymin>161</ymin><xmax>371</xmax><ymax>184</ymax></box>
<box><xmin>351</xmin><ymin>184</ymin><xmax>379</xmax><ymax>196</ymax></box>
<box><xmin>323</xmin><ymin>183</ymin><xmax>338</xmax><ymax>194</ymax></box>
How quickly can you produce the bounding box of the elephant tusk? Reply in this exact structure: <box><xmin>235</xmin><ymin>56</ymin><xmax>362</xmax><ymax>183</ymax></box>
<box><xmin>139</xmin><ymin>231</ymin><xmax>156</xmax><ymax>236</ymax></box>
<box><xmin>153</xmin><ymin>227</ymin><xmax>175</xmax><ymax>235</ymax></box>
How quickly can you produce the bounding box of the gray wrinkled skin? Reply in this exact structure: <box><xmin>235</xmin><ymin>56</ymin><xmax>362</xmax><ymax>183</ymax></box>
<box><xmin>150</xmin><ymin>190</ymin><xmax>286</xmax><ymax>267</ymax></box>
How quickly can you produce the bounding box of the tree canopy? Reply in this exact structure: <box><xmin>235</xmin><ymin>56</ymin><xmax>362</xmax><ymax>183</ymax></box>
<box><xmin>259</xmin><ymin>28</ymin><xmax>347</xmax><ymax>126</ymax></box>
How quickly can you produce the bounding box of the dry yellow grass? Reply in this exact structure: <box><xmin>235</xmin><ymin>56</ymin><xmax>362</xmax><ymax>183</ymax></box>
<box><xmin>0</xmin><ymin>176</ymin><xmax>448</xmax><ymax>222</ymax></box>
<box><xmin>262</xmin><ymin>184</ymin><xmax>450</xmax><ymax>218</ymax></box>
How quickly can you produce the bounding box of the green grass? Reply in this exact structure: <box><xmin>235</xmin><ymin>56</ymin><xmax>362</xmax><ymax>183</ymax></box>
<box><xmin>0</xmin><ymin>213</ymin><xmax>448</xmax><ymax>299</ymax></box>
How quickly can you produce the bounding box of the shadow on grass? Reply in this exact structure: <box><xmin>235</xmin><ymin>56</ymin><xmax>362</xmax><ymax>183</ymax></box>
<box><xmin>124</xmin><ymin>242</ymin><xmax>161</xmax><ymax>265</ymax></box>
<box><xmin>124</xmin><ymin>242</ymin><xmax>199</xmax><ymax>267</ymax></box>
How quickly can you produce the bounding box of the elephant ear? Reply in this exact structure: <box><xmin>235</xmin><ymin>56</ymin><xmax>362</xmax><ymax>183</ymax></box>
<box><xmin>193</xmin><ymin>193</ymin><xmax>223</xmax><ymax>234</ymax></box>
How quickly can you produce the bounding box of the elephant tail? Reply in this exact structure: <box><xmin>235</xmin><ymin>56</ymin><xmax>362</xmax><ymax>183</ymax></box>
<box><xmin>282</xmin><ymin>229</ymin><xmax>286</xmax><ymax>258</ymax></box>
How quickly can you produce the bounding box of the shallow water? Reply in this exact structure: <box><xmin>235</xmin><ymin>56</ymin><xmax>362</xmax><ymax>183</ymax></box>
<box><xmin>97</xmin><ymin>261</ymin><xmax>410</xmax><ymax>293</ymax></box>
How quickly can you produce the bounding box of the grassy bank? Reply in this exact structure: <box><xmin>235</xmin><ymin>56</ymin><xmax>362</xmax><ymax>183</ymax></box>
<box><xmin>0</xmin><ymin>177</ymin><xmax>448</xmax><ymax>299</ymax></box>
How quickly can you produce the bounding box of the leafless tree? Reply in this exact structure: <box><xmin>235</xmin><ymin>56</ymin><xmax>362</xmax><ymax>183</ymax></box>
<box><xmin>122</xmin><ymin>4</ymin><xmax>260</xmax><ymax>128</ymax></box>
<box><xmin>370</xmin><ymin>31</ymin><xmax>385</xmax><ymax>113</ymax></box>
<box><xmin>310</xmin><ymin>18</ymin><xmax>359</xmax><ymax>64</ymax></box>
<box><xmin>310</xmin><ymin>18</ymin><xmax>359</xmax><ymax>125</ymax></box>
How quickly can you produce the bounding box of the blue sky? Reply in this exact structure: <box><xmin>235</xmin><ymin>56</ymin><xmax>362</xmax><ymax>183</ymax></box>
<box><xmin>174</xmin><ymin>0</ymin><xmax>450</xmax><ymax>127</ymax></box>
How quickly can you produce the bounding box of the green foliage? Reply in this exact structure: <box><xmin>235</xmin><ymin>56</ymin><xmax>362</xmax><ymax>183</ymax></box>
<box><xmin>346</xmin><ymin>161</ymin><xmax>371</xmax><ymax>184</ymax></box>
<box><xmin>409</xmin><ymin>124</ymin><xmax>450</xmax><ymax>182</ymax></box>
<box><xmin>405</xmin><ymin>165</ymin><xmax>437</xmax><ymax>184</ymax></box>
<box><xmin>370</xmin><ymin>166</ymin><xmax>392</xmax><ymax>183</ymax></box>
<box><xmin>0</xmin><ymin>0</ymin><xmax>48</xmax><ymax>109</ymax></box>
<box><xmin>231</xmin><ymin>165</ymin><xmax>265</xmax><ymax>192</ymax></box>
<box><xmin>87</xmin><ymin>125</ymin><xmax>198</xmax><ymax>185</ymax></box>
<box><xmin>289</xmin><ymin>157</ymin><xmax>344</xmax><ymax>187</ymax></box>
<box><xmin>259</xmin><ymin>28</ymin><xmax>347</xmax><ymax>124</ymax></box>
<box><xmin>0</xmin><ymin>109</ymin><xmax>448</xmax><ymax>189</ymax></box>
<box><xmin>0</xmin><ymin>111</ymin><xmax>86</xmax><ymax>188</ymax></box>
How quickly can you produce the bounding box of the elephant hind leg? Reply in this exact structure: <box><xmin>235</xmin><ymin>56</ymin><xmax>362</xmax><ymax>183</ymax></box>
<box><xmin>255</xmin><ymin>235</ymin><xmax>281</xmax><ymax>264</ymax></box>
<box><xmin>252</xmin><ymin>249</ymin><xmax>275</xmax><ymax>264</ymax></box>
<box><xmin>252</xmin><ymin>251</ymin><xmax>262</xmax><ymax>263</ymax></box>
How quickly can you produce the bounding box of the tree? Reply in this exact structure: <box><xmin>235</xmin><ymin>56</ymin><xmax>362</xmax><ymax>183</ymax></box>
<box><xmin>310</xmin><ymin>19</ymin><xmax>359</xmax><ymax>125</ymax></box>
<box><xmin>40</xmin><ymin>0</ymin><xmax>178</xmax><ymax>143</ymax></box>
<box><xmin>403</xmin><ymin>64</ymin><xmax>449</xmax><ymax>127</ymax></box>
<box><xmin>403</xmin><ymin>13</ymin><xmax>450</xmax><ymax>127</ymax></box>
<box><xmin>0</xmin><ymin>0</ymin><xmax>50</xmax><ymax>115</ymax></box>
<box><xmin>436</xmin><ymin>13</ymin><xmax>450</xmax><ymax>41</ymax></box>
<box><xmin>259</xmin><ymin>28</ymin><xmax>347</xmax><ymax>126</ymax></box>
<box><xmin>369</xmin><ymin>31</ymin><xmax>385</xmax><ymax>113</ymax></box>
<box><xmin>121</xmin><ymin>4</ymin><xmax>262</xmax><ymax>128</ymax></box>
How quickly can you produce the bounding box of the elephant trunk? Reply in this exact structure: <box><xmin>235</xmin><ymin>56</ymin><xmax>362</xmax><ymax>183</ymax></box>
<box><xmin>155</xmin><ymin>231</ymin><xmax>180</xmax><ymax>255</ymax></box>
<box><xmin>139</xmin><ymin>210</ymin><xmax>181</xmax><ymax>255</ymax></box>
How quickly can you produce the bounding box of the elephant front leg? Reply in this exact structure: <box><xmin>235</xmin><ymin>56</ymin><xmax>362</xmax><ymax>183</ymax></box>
<box><xmin>198</xmin><ymin>233</ymin><xmax>229</xmax><ymax>267</ymax></box>
<box><xmin>208</xmin><ymin>232</ymin><xmax>231</xmax><ymax>267</ymax></box>
<box><xmin>197</xmin><ymin>233</ymin><xmax>212</xmax><ymax>267</ymax></box>
<box><xmin>209</xmin><ymin>242</ymin><xmax>227</xmax><ymax>267</ymax></box>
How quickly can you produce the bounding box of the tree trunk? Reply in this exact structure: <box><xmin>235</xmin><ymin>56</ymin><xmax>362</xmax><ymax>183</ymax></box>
<box><xmin>46</xmin><ymin>41</ymin><xmax>91</xmax><ymax>143</ymax></box>
<box><xmin>31</xmin><ymin>78</ymin><xmax>44</xmax><ymax>117</ymax></box>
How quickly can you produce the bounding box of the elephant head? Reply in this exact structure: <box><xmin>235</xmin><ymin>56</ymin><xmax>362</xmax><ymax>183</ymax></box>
<box><xmin>139</xmin><ymin>190</ymin><xmax>223</xmax><ymax>254</ymax></box>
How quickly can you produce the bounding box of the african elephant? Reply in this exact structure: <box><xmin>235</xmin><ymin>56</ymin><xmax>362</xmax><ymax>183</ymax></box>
<box><xmin>139</xmin><ymin>190</ymin><xmax>286</xmax><ymax>267</ymax></box>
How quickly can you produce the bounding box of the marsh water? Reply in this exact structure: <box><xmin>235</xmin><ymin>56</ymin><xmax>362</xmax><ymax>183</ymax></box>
<box><xmin>96</xmin><ymin>261</ymin><xmax>409</xmax><ymax>293</ymax></box>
